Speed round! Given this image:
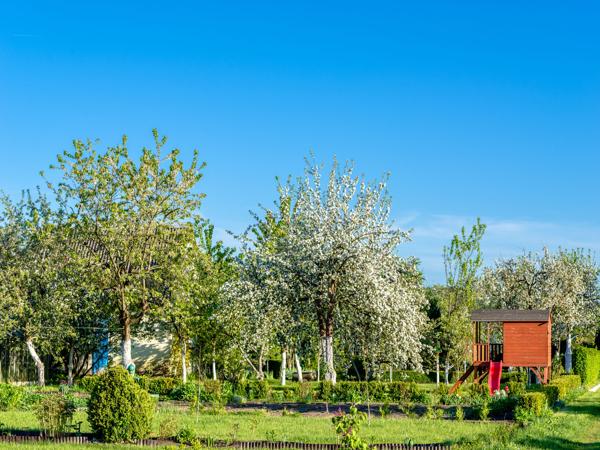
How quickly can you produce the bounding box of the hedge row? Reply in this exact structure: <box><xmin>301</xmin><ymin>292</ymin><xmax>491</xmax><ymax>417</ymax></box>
<box><xmin>573</xmin><ymin>346</ymin><xmax>600</xmax><ymax>387</ymax></box>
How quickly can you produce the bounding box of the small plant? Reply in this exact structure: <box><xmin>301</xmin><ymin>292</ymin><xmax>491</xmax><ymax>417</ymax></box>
<box><xmin>454</xmin><ymin>405</ymin><xmax>464</xmax><ymax>421</ymax></box>
<box><xmin>175</xmin><ymin>426</ymin><xmax>199</xmax><ymax>445</ymax></box>
<box><xmin>478</xmin><ymin>400</ymin><xmax>490</xmax><ymax>421</ymax></box>
<box><xmin>378</xmin><ymin>402</ymin><xmax>391</xmax><ymax>418</ymax></box>
<box><xmin>159</xmin><ymin>416</ymin><xmax>179</xmax><ymax>438</ymax></box>
<box><xmin>265</xmin><ymin>429</ymin><xmax>277</xmax><ymax>441</ymax></box>
<box><xmin>35</xmin><ymin>393</ymin><xmax>76</xmax><ymax>437</ymax></box>
<box><xmin>332</xmin><ymin>405</ymin><xmax>369</xmax><ymax>450</ymax></box>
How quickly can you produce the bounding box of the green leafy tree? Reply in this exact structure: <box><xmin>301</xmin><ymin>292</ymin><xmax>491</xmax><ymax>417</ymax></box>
<box><xmin>0</xmin><ymin>192</ymin><xmax>71</xmax><ymax>385</ymax></box>
<box><xmin>47</xmin><ymin>130</ymin><xmax>204</xmax><ymax>368</ymax></box>
<box><xmin>440</xmin><ymin>218</ymin><xmax>486</xmax><ymax>383</ymax></box>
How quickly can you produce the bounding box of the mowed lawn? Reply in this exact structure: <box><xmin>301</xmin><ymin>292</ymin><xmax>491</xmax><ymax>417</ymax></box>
<box><xmin>0</xmin><ymin>390</ymin><xmax>599</xmax><ymax>449</ymax></box>
<box><xmin>0</xmin><ymin>406</ymin><xmax>499</xmax><ymax>445</ymax></box>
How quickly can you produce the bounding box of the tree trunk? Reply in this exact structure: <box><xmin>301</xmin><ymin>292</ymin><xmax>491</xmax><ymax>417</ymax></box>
<box><xmin>181</xmin><ymin>339</ymin><xmax>187</xmax><ymax>383</ymax></box>
<box><xmin>121</xmin><ymin>313</ymin><xmax>133</xmax><ymax>369</ymax></box>
<box><xmin>25</xmin><ymin>338</ymin><xmax>44</xmax><ymax>386</ymax></box>
<box><xmin>212</xmin><ymin>342</ymin><xmax>217</xmax><ymax>380</ymax></box>
<box><xmin>565</xmin><ymin>332</ymin><xmax>573</xmax><ymax>374</ymax></box>
<box><xmin>444</xmin><ymin>359</ymin><xmax>450</xmax><ymax>385</ymax></box>
<box><xmin>67</xmin><ymin>347</ymin><xmax>74</xmax><ymax>386</ymax></box>
<box><xmin>294</xmin><ymin>352</ymin><xmax>303</xmax><ymax>382</ymax></box>
<box><xmin>436</xmin><ymin>353</ymin><xmax>440</xmax><ymax>386</ymax></box>
<box><xmin>257</xmin><ymin>347</ymin><xmax>265</xmax><ymax>380</ymax></box>
<box><xmin>320</xmin><ymin>335</ymin><xmax>336</xmax><ymax>384</ymax></box>
<box><xmin>281</xmin><ymin>349</ymin><xmax>287</xmax><ymax>385</ymax></box>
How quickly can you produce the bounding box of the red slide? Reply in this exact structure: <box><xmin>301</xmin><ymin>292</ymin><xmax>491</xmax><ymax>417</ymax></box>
<box><xmin>488</xmin><ymin>361</ymin><xmax>502</xmax><ymax>395</ymax></box>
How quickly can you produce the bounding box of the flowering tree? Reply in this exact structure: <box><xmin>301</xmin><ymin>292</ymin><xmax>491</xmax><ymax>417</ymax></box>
<box><xmin>260</xmin><ymin>158</ymin><xmax>426</xmax><ymax>383</ymax></box>
<box><xmin>478</xmin><ymin>249</ymin><xmax>599</xmax><ymax>373</ymax></box>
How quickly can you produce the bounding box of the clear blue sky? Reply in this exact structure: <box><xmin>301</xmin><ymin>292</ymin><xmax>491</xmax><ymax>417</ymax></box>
<box><xmin>1</xmin><ymin>1</ymin><xmax>599</xmax><ymax>283</ymax></box>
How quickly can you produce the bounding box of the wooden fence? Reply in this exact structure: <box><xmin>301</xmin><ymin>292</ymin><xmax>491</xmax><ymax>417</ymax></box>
<box><xmin>0</xmin><ymin>435</ymin><xmax>450</xmax><ymax>449</ymax></box>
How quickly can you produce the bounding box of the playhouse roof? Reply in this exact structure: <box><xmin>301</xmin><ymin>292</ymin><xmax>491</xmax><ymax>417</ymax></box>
<box><xmin>470</xmin><ymin>309</ymin><xmax>550</xmax><ymax>323</ymax></box>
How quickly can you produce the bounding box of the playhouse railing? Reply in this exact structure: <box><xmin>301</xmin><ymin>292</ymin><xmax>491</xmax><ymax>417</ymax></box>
<box><xmin>472</xmin><ymin>343</ymin><xmax>503</xmax><ymax>362</ymax></box>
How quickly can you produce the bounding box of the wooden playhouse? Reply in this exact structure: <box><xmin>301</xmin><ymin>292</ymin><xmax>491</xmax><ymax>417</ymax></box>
<box><xmin>450</xmin><ymin>309</ymin><xmax>551</xmax><ymax>394</ymax></box>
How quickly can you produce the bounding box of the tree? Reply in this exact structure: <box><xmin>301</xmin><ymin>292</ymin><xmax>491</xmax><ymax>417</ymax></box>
<box><xmin>252</xmin><ymin>157</ymin><xmax>426</xmax><ymax>383</ymax></box>
<box><xmin>439</xmin><ymin>219</ymin><xmax>486</xmax><ymax>383</ymax></box>
<box><xmin>48</xmin><ymin>130</ymin><xmax>204</xmax><ymax>368</ymax></box>
<box><xmin>479</xmin><ymin>249</ymin><xmax>599</xmax><ymax>373</ymax></box>
<box><xmin>0</xmin><ymin>192</ymin><xmax>71</xmax><ymax>385</ymax></box>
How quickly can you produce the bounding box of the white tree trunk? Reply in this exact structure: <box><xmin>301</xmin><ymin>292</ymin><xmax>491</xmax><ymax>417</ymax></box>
<box><xmin>565</xmin><ymin>333</ymin><xmax>573</xmax><ymax>374</ymax></box>
<box><xmin>212</xmin><ymin>359</ymin><xmax>217</xmax><ymax>380</ymax></box>
<box><xmin>444</xmin><ymin>360</ymin><xmax>450</xmax><ymax>385</ymax></box>
<box><xmin>281</xmin><ymin>349</ymin><xmax>287</xmax><ymax>385</ymax></box>
<box><xmin>294</xmin><ymin>352</ymin><xmax>303</xmax><ymax>382</ymax></box>
<box><xmin>67</xmin><ymin>347</ymin><xmax>74</xmax><ymax>386</ymax></box>
<box><xmin>181</xmin><ymin>340</ymin><xmax>187</xmax><ymax>383</ymax></box>
<box><xmin>436</xmin><ymin>353</ymin><xmax>440</xmax><ymax>386</ymax></box>
<box><xmin>321</xmin><ymin>335</ymin><xmax>336</xmax><ymax>384</ymax></box>
<box><xmin>121</xmin><ymin>317</ymin><xmax>133</xmax><ymax>369</ymax></box>
<box><xmin>25</xmin><ymin>338</ymin><xmax>45</xmax><ymax>386</ymax></box>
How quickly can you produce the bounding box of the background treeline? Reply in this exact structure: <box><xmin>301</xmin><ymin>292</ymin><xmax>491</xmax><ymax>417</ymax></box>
<box><xmin>0</xmin><ymin>131</ymin><xmax>599</xmax><ymax>387</ymax></box>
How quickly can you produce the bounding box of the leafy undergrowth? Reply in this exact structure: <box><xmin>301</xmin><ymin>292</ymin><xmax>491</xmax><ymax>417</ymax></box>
<box><xmin>456</xmin><ymin>389</ymin><xmax>600</xmax><ymax>449</ymax></box>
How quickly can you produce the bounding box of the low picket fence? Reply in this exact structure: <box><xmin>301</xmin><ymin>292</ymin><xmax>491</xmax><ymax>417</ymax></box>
<box><xmin>0</xmin><ymin>434</ymin><xmax>450</xmax><ymax>449</ymax></box>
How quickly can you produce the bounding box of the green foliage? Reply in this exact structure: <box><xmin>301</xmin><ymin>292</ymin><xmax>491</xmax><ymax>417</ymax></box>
<box><xmin>515</xmin><ymin>392</ymin><xmax>548</xmax><ymax>424</ymax></box>
<box><xmin>505</xmin><ymin>381</ymin><xmax>525</xmax><ymax>397</ymax></box>
<box><xmin>0</xmin><ymin>384</ymin><xmax>25</xmax><ymax>410</ymax></box>
<box><xmin>391</xmin><ymin>370</ymin><xmax>432</xmax><ymax>383</ymax></box>
<box><xmin>77</xmin><ymin>376</ymin><xmax>100</xmax><ymax>393</ymax></box>
<box><xmin>477</xmin><ymin>399</ymin><xmax>490</xmax><ymax>420</ymax></box>
<box><xmin>332</xmin><ymin>405</ymin><xmax>369</xmax><ymax>450</ymax></box>
<box><xmin>136</xmin><ymin>376</ymin><xmax>178</xmax><ymax>397</ymax></box>
<box><xmin>35</xmin><ymin>393</ymin><xmax>76</xmax><ymax>437</ymax></box>
<box><xmin>171</xmin><ymin>382</ymin><xmax>198</xmax><ymax>402</ymax></box>
<box><xmin>549</xmin><ymin>375</ymin><xmax>581</xmax><ymax>401</ymax></box>
<box><xmin>502</xmin><ymin>371</ymin><xmax>527</xmax><ymax>383</ymax></box>
<box><xmin>175</xmin><ymin>426</ymin><xmax>199</xmax><ymax>445</ymax></box>
<box><xmin>573</xmin><ymin>345</ymin><xmax>600</xmax><ymax>387</ymax></box>
<box><xmin>87</xmin><ymin>367</ymin><xmax>156</xmax><ymax>442</ymax></box>
<box><xmin>454</xmin><ymin>405</ymin><xmax>464</xmax><ymax>421</ymax></box>
<box><xmin>316</xmin><ymin>381</ymin><xmax>421</xmax><ymax>403</ymax></box>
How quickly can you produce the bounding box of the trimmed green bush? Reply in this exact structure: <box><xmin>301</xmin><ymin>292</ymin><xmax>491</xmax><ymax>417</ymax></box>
<box><xmin>540</xmin><ymin>385</ymin><xmax>559</xmax><ymax>406</ymax></box>
<box><xmin>87</xmin><ymin>367</ymin><xmax>156</xmax><ymax>442</ymax></box>
<box><xmin>573</xmin><ymin>346</ymin><xmax>600</xmax><ymax>387</ymax></box>
<box><xmin>391</xmin><ymin>370</ymin><xmax>432</xmax><ymax>383</ymax></box>
<box><xmin>550</xmin><ymin>375</ymin><xmax>581</xmax><ymax>400</ymax></box>
<box><xmin>518</xmin><ymin>392</ymin><xmax>547</xmax><ymax>417</ymax></box>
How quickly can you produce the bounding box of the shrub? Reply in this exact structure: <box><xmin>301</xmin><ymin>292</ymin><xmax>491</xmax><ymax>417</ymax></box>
<box><xmin>0</xmin><ymin>384</ymin><xmax>25</xmax><ymax>410</ymax></box>
<box><xmin>318</xmin><ymin>381</ymin><xmax>334</xmax><ymax>402</ymax></box>
<box><xmin>35</xmin><ymin>393</ymin><xmax>76</xmax><ymax>437</ymax></box>
<box><xmin>297</xmin><ymin>382</ymin><xmax>314</xmax><ymax>401</ymax></box>
<box><xmin>573</xmin><ymin>346</ymin><xmax>600</xmax><ymax>387</ymax></box>
<box><xmin>146</xmin><ymin>377</ymin><xmax>178</xmax><ymax>396</ymax></box>
<box><xmin>246</xmin><ymin>380</ymin><xmax>270</xmax><ymax>400</ymax></box>
<box><xmin>549</xmin><ymin>375</ymin><xmax>581</xmax><ymax>401</ymax></box>
<box><xmin>87</xmin><ymin>367</ymin><xmax>156</xmax><ymax>442</ymax></box>
<box><xmin>77</xmin><ymin>376</ymin><xmax>100</xmax><ymax>393</ymax></box>
<box><xmin>502</xmin><ymin>371</ymin><xmax>527</xmax><ymax>383</ymax></box>
<box><xmin>541</xmin><ymin>384</ymin><xmax>559</xmax><ymax>406</ymax></box>
<box><xmin>175</xmin><ymin>426</ymin><xmax>199</xmax><ymax>445</ymax></box>
<box><xmin>171</xmin><ymin>382</ymin><xmax>198</xmax><ymax>402</ymax></box>
<box><xmin>506</xmin><ymin>381</ymin><xmax>525</xmax><ymax>397</ymax></box>
<box><xmin>517</xmin><ymin>392</ymin><xmax>547</xmax><ymax>417</ymax></box>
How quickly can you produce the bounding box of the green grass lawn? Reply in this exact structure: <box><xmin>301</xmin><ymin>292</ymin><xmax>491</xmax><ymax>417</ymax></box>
<box><xmin>0</xmin><ymin>389</ymin><xmax>598</xmax><ymax>449</ymax></box>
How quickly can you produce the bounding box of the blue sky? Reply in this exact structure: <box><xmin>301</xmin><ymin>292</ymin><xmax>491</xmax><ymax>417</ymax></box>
<box><xmin>1</xmin><ymin>1</ymin><xmax>599</xmax><ymax>283</ymax></box>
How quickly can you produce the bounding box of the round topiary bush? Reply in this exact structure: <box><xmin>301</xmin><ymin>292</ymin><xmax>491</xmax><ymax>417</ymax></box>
<box><xmin>87</xmin><ymin>367</ymin><xmax>156</xmax><ymax>442</ymax></box>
